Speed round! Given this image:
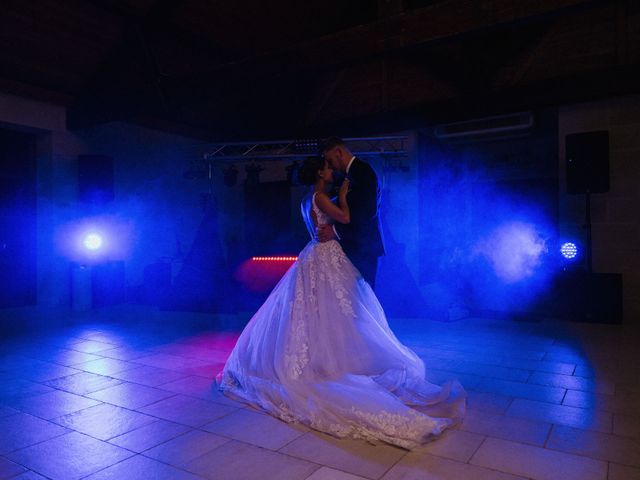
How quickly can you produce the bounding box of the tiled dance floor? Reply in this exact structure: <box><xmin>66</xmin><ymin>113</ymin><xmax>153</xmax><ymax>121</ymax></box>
<box><xmin>0</xmin><ymin>306</ymin><xmax>639</xmax><ymax>479</ymax></box>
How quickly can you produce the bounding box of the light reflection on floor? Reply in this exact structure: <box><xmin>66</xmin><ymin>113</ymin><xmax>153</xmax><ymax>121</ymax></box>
<box><xmin>0</xmin><ymin>306</ymin><xmax>639</xmax><ymax>480</ymax></box>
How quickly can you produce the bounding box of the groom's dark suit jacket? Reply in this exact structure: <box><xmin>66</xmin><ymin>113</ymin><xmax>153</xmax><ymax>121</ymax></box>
<box><xmin>334</xmin><ymin>158</ymin><xmax>385</xmax><ymax>287</ymax></box>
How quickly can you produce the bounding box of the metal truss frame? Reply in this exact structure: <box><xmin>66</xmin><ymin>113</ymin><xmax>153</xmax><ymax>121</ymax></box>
<box><xmin>193</xmin><ymin>136</ymin><xmax>410</xmax><ymax>162</ymax></box>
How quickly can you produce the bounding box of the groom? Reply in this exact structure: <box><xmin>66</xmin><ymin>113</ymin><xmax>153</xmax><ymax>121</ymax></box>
<box><xmin>317</xmin><ymin>137</ymin><xmax>385</xmax><ymax>289</ymax></box>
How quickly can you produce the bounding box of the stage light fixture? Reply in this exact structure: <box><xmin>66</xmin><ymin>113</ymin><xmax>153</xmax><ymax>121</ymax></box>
<box><xmin>560</xmin><ymin>242</ymin><xmax>578</xmax><ymax>259</ymax></box>
<box><xmin>245</xmin><ymin>162</ymin><xmax>264</xmax><ymax>186</ymax></box>
<box><xmin>294</xmin><ymin>139</ymin><xmax>319</xmax><ymax>153</ymax></box>
<box><xmin>83</xmin><ymin>233</ymin><xmax>103</xmax><ymax>251</ymax></box>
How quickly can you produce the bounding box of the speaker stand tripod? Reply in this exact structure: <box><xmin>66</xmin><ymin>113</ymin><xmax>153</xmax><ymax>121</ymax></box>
<box><xmin>584</xmin><ymin>192</ymin><xmax>592</xmax><ymax>274</ymax></box>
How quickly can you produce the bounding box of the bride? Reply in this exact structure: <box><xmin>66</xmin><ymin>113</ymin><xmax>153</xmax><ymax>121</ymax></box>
<box><xmin>218</xmin><ymin>156</ymin><xmax>465</xmax><ymax>449</ymax></box>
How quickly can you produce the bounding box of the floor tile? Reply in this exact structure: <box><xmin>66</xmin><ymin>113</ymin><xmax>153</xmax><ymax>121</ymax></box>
<box><xmin>382</xmin><ymin>451</ymin><xmax>526</xmax><ymax>480</ymax></box>
<box><xmin>428</xmin><ymin>358</ymin><xmax>530</xmax><ymax>383</ymax></box>
<box><xmin>87</xmin><ymin>382</ymin><xmax>176</xmax><ymax>409</ymax></box>
<box><xmin>439</xmin><ymin>344</ymin><xmax>546</xmax><ymax>362</ymax></box>
<box><xmin>466</xmin><ymin>391</ymin><xmax>514</xmax><ymax>414</ymax></box>
<box><xmin>2</xmin><ymin>313</ymin><xmax>639</xmax><ymax>480</ymax></box>
<box><xmin>574</xmin><ymin>364</ymin><xmax>639</xmax><ymax>382</ymax></box>
<box><xmin>615</xmin><ymin>381</ymin><xmax>640</xmax><ymax>394</ymax></box>
<box><xmin>280</xmin><ymin>431</ymin><xmax>405</xmax><ymax>479</ymax></box>
<box><xmin>5</xmin><ymin>431</ymin><xmax>133</xmax><ymax>480</ymax></box>
<box><xmin>546</xmin><ymin>424</ymin><xmax>640</xmax><ymax>467</ymax></box>
<box><xmin>612</xmin><ymin>413</ymin><xmax>640</xmax><ymax>439</ymax></box>
<box><xmin>53</xmin><ymin>403</ymin><xmax>156</xmax><ymax>441</ymax></box>
<box><xmin>305</xmin><ymin>467</ymin><xmax>369</xmax><ymax>480</ymax></box>
<box><xmin>68</xmin><ymin>341</ymin><xmax>117</xmax><ymax>354</ymax></box>
<box><xmin>143</xmin><ymin>429</ymin><xmax>230</xmax><ymax>467</ymax></box>
<box><xmin>425</xmin><ymin>369</ymin><xmax>482</xmax><ymax>390</ymax></box>
<box><xmin>0</xmin><ymin>412</ymin><xmax>69</xmax><ymax>454</ymax></box>
<box><xmin>132</xmin><ymin>353</ymin><xmax>210</xmax><ymax>371</ymax></box>
<box><xmin>184</xmin><ymin>440</ymin><xmax>318</xmax><ymax>480</ymax></box>
<box><xmin>470</xmin><ymin>437</ymin><xmax>607</xmax><ymax>480</ymax></box>
<box><xmin>75</xmin><ymin>358</ymin><xmax>140</xmax><ymax>376</ymax></box>
<box><xmin>157</xmin><ymin>376</ymin><xmax>238</xmax><ymax>406</ymax></box>
<box><xmin>20</xmin><ymin>364</ymin><xmax>81</xmax><ymax>383</ymax></box>
<box><xmin>474</xmin><ymin>378</ymin><xmax>566</xmax><ymax>404</ymax></box>
<box><xmin>98</xmin><ymin>347</ymin><xmax>155</xmax><ymax>361</ymax></box>
<box><xmin>139</xmin><ymin>394</ymin><xmax>237</xmax><ymax>427</ymax></box>
<box><xmin>108</xmin><ymin>419</ymin><xmax>190</xmax><ymax>452</ymax></box>
<box><xmin>177</xmin><ymin>363</ymin><xmax>225</xmax><ymax>379</ymax></box>
<box><xmin>108</xmin><ymin>365</ymin><xmax>188</xmax><ymax>387</ymax></box>
<box><xmin>460</xmin><ymin>408</ymin><xmax>551</xmax><ymax>446</ymax></box>
<box><xmin>506</xmin><ymin>398</ymin><xmax>613</xmax><ymax>433</ymax></box>
<box><xmin>83</xmin><ymin>454</ymin><xmax>203</xmax><ymax>479</ymax></box>
<box><xmin>0</xmin><ymin>456</ymin><xmax>28</xmax><ymax>478</ymax></box>
<box><xmin>12</xmin><ymin>389</ymin><xmax>100</xmax><ymax>420</ymax></box>
<box><xmin>0</xmin><ymin>378</ymin><xmax>54</xmax><ymax>400</ymax></box>
<box><xmin>74</xmin><ymin>332</ymin><xmax>121</xmax><ymax>345</ymax></box>
<box><xmin>0</xmin><ymin>404</ymin><xmax>18</xmax><ymax>417</ymax></box>
<box><xmin>44</xmin><ymin>371</ymin><xmax>124</xmax><ymax>395</ymax></box>
<box><xmin>563</xmin><ymin>389</ymin><xmax>640</xmax><ymax>416</ymax></box>
<box><xmin>48</xmin><ymin>349</ymin><xmax>104</xmax><ymax>366</ymax></box>
<box><xmin>543</xmin><ymin>352</ymin><xmax>593</xmax><ymax>366</ymax></box>
<box><xmin>413</xmin><ymin>429</ymin><xmax>485</xmax><ymax>462</ymax></box>
<box><xmin>10</xmin><ymin>471</ymin><xmax>49</xmax><ymax>479</ymax></box>
<box><xmin>2</xmin><ymin>355</ymin><xmax>57</xmax><ymax>371</ymax></box>
<box><xmin>608</xmin><ymin>463</ymin><xmax>640</xmax><ymax>480</ymax></box>
<box><xmin>528</xmin><ymin>372</ymin><xmax>615</xmax><ymax>395</ymax></box>
<box><xmin>201</xmin><ymin>408</ymin><xmax>307</xmax><ymax>450</ymax></box>
<box><xmin>501</xmin><ymin>358</ymin><xmax>575</xmax><ymax>375</ymax></box>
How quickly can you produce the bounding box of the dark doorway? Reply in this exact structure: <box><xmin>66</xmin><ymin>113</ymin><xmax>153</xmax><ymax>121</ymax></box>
<box><xmin>0</xmin><ymin>128</ymin><xmax>38</xmax><ymax>308</ymax></box>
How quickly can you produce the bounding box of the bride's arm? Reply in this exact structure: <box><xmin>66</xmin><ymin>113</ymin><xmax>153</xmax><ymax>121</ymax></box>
<box><xmin>316</xmin><ymin>180</ymin><xmax>350</xmax><ymax>224</ymax></box>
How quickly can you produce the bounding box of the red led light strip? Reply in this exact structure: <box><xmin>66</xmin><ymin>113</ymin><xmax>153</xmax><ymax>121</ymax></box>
<box><xmin>252</xmin><ymin>256</ymin><xmax>298</xmax><ymax>261</ymax></box>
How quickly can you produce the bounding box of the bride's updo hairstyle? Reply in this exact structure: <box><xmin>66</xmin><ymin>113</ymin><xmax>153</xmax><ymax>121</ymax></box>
<box><xmin>298</xmin><ymin>156</ymin><xmax>325</xmax><ymax>186</ymax></box>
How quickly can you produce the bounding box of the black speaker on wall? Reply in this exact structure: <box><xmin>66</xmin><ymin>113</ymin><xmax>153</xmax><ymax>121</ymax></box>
<box><xmin>78</xmin><ymin>154</ymin><xmax>114</xmax><ymax>204</ymax></box>
<box><xmin>565</xmin><ymin>131</ymin><xmax>609</xmax><ymax>194</ymax></box>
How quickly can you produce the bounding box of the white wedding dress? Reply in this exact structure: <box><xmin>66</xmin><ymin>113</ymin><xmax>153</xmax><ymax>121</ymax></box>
<box><xmin>218</xmin><ymin>193</ymin><xmax>465</xmax><ymax>449</ymax></box>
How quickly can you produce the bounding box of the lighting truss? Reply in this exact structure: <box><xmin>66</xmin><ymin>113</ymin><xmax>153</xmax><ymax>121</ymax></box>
<box><xmin>191</xmin><ymin>136</ymin><xmax>409</xmax><ymax>163</ymax></box>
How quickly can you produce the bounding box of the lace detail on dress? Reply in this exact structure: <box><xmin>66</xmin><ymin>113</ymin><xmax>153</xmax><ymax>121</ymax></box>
<box><xmin>284</xmin><ymin>268</ymin><xmax>311</xmax><ymax>379</ymax></box>
<box><xmin>307</xmin><ymin>404</ymin><xmax>448</xmax><ymax>450</ymax></box>
<box><xmin>321</xmin><ymin>242</ymin><xmax>356</xmax><ymax>317</ymax></box>
<box><xmin>312</xmin><ymin>193</ymin><xmax>356</xmax><ymax>317</ymax></box>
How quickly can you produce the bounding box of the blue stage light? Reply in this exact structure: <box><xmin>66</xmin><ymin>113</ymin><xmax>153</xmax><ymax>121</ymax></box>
<box><xmin>83</xmin><ymin>233</ymin><xmax>103</xmax><ymax>251</ymax></box>
<box><xmin>560</xmin><ymin>242</ymin><xmax>578</xmax><ymax>259</ymax></box>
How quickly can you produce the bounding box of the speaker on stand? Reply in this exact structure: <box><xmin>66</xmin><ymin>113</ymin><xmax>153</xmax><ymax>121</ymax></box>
<box><xmin>71</xmin><ymin>155</ymin><xmax>122</xmax><ymax>310</ymax></box>
<box><xmin>565</xmin><ymin>130</ymin><xmax>609</xmax><ymax>273</ymax></box>
<box><xmin>561</xmin><ymin>130</ymin><xmax>622</xmax><ymax>323</ymax></box>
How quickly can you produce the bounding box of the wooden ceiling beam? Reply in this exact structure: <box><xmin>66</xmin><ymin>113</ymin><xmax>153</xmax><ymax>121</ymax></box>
<box><xmin>188</xmin><ymin>0</ymin><xmax>602</xmax><ymax>81</ymax></box>
<box><xmin>67</xmin><ymin>0</ymin><xmax>190</xmax><ymax>130</ymax></box>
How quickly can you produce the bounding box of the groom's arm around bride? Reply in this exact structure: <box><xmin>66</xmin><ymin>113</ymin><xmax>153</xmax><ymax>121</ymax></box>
<box><xmin>317</xmin><ymin>137</ymin><xmax>385</xmax><ymax>289</ymax></box>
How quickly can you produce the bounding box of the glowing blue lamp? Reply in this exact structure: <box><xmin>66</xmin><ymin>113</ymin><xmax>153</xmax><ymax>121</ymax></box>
<box><xmin>83</xmin><ymin>233</ymin><xmax>103</xmax><ymax>251</ymax></box>
<box><xmin>560</xmin><ymin>242</ymin><xmax>578</xmax><ymax>260</ymax></box>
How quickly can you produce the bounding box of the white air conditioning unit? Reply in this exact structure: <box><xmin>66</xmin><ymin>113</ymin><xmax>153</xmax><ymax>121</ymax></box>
<box><xmin>434</xmin><ymin>112</ymin><xmax>534</xmax><ymax>139</ymax></box>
